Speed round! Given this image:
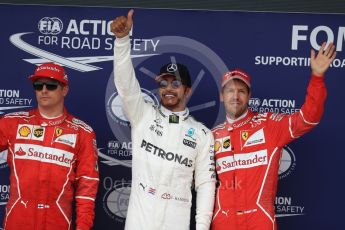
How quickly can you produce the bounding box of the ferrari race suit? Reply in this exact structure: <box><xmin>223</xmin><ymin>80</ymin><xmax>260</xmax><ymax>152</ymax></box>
<box><xmin>211</xmin><ymin>75</ymin><xmax>326</xmax><ymax>230</ymax></box>
<box><xmin>0</xmin><ymin>109</ymin><xmax>99</xmax><ymax>230</ymax></box>
<box><xmin>114</xmin><ymin>35</ymin><xmax>216</xmax><ymax>230</ymax></box>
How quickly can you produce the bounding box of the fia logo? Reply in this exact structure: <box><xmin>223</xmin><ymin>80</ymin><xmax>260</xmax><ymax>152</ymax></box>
<box><xmin>249</xmin><ymin>98</ymin><xmax>261</xmax><ymax>108</ymax></box>
<box><xmin>38</xmin><ymin>17</ymin><xmax>63</xmax><ymax>35</ymax></box>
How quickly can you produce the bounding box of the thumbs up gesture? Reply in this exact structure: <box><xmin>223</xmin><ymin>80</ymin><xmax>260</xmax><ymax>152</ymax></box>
<box><xmin>110</xmin><ymin>9</ymin><xmax>134</xmax><ymax>38</ymax></box>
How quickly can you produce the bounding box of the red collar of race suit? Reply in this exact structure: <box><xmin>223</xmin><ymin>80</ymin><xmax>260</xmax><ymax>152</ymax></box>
<box><xmin>34</xmin><ymin>108</ymin><xmax>68</xmax><ymax>127</ymax></box>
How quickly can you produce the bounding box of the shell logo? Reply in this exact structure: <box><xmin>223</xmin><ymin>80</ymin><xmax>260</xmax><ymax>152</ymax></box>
<box><xmin>19</xmin><ymin>126</ymin><xmax>31</xmax><ymax>137</ymax></box>
<box><xmin>214</xmin><ymin>141</ymin><xmax>221</xmax><ymax>153</ymax></box>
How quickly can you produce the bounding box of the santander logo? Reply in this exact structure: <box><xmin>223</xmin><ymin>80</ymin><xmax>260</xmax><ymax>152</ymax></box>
<box><xmin>216</xmin><ymin>164</ymin><xmax>221</xmax><ymax>172</ymax></box>
<box><xmin>216</xmin><ymin>150</ymin><xmax>268</xmax><ymax>174</ymax></box>
<box><xmin>15</xmin><ymin>147</ymin><xmax>26</xmax><ymax>156</ymax></box>
<box><xmin>14</xmin><ymin>144</ymin><xmax>74</xmax><ymax>167</ymax></box>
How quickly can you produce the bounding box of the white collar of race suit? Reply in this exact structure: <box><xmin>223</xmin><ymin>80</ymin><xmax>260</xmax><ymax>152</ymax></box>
<box><xmin>159</xmin><ymin>105</ymin><xmax>189</xmax><ymax>120</ymax></box>
<box><xmin>226</xmin><ymin>110</ymin><xmax>248</xmax><ymax>124</ymax></box>
<box><xmin>225</xmin><ymin>109</ymin><xmax>254</xmax><ymax>131</ymax></box>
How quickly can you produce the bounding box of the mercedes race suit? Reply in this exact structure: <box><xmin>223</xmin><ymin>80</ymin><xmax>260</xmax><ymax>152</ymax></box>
<box><xmin>212</xmin><ymin>76</ymin><xmax>326</xmax><ymax>230</ymax></box>
<box><xmin>114</xmin><ymin>35</ymin><xmax>216</xmax><ymax>230</ymax></box>
<box><xmin>0</xmin><ymin>109</ymin><xmax>99</xmax><ymax>230</ymax></box>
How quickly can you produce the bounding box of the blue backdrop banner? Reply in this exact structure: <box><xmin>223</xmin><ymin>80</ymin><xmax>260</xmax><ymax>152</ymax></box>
<box><xmin>0</xmin><ymin>4</ymin><xmax>344</xmax><ymax>229</ymax></box>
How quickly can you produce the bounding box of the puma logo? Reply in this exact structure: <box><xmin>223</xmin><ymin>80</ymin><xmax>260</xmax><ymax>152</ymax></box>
<box><xmin>21</xmin><ymin>200</ymin><xmax>28</xmax><ymax>208</ymax></box>
<box><xmin>139</xmin><ymin>183</ymin><xmax>147</xmax><ymax>191</ymax></box>
<box><xmin>222</xmin><ymin>209</ymin><xmax>229</xmax><ymax>217</ymax></box>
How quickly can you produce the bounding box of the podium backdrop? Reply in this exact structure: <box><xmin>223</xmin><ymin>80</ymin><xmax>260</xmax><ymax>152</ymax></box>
<box><xmin>0</xmin><ymin>4</ymin><xmax>344</xmax><ymax>229</ymax></box>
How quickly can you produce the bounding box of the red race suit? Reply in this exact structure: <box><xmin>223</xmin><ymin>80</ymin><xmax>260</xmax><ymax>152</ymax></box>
<box><xmin>212</xmin><ymin>75</ymin><xmax>326</xmax><ymax>230</ymax></box>
<box><xmin>0</xmin><ymin>109</ymin><xmax>99</xmax><ymax>230</ymax></box>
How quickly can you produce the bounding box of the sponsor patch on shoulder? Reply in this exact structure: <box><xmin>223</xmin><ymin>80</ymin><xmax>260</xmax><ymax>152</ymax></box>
<box><xmin>72</xmin><ymin>118</ymin><xmax>93</xmax><ymax>131</ymax></box>
<box><xmin>183</xmin><ymin>138</ymin><xmax>196</xmax><ymax>149</ymax></box>
<box><xmin>5</xmin><ymin>111</ymin><xmax>29</xmax><ymax>117</ymax></box>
